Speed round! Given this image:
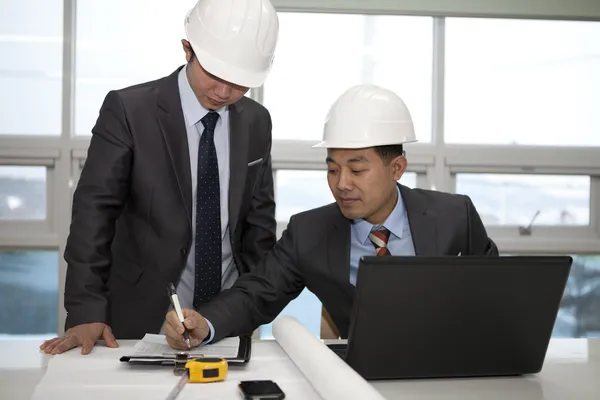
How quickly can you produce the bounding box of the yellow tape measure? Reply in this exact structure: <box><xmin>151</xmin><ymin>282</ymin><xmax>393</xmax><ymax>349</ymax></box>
<box><xmin>186</xmin><ymin>357</ymin><xmax>228</xmax><ymax>383</ymax></box>
<box><xmin>166</xmin><ymin>357</ymin><xmax>228</xmax><ymax>400</ymax></box>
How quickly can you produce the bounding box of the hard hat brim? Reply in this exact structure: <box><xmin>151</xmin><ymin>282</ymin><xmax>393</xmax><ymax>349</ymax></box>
<box><xmin>188</xmin><ymin>40</ymin><xmax>271</xmax><ymax>89</ymax></box>
<box><xmin>312</xmin><ymin>138</ymin><xmax>419</xmax><ymax>149</ymax></box>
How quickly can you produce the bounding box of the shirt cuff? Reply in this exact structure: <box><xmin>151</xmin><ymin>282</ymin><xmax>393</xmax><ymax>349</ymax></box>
<box><xmin>201</xmin><ymin>318</ymin><xmax>215</xmax><ymax>345</ymax></box>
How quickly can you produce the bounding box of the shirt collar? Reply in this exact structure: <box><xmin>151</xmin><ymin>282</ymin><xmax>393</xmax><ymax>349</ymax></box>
<box><xmin>352</xmin><ymin>185</ymin><xmax>407</xmax><ymax>245</ymax></box>
<box><xmin>177</xmin><ymin>64</ymin><xmax>227</xmax><ymax>128</ymax></box>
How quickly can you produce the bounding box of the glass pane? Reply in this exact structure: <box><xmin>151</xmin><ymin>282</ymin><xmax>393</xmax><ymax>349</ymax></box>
<box><xmin>456</xmin><ymin>174</ymin><xmax>590</xmax><ymax>226</ymax></box>
<box><xmin>264</xmin><ymin>13</ymin><xmax>433</xmax><ymax>142</ymax></box>
<box><xmin>75</xmin><ymin>0</ymin><xmax>198</xmax><ymax>135</ymax></box>
<box><xmin>445</xmin><ymin>19</ymin><xmax>600</xmax><ymax>146</ymax></box>
<box><xmin>276</xmin><ymin>170</ymin><xmax>416</xmax><ymax>222</ymax></box>
<box><xmin>0</xmin><ymin>0</ymin><xmax>63</xmax><ymax>135</ymax></box>
<box><xmin>275</xmin><ymin>170</ymin><xmax>333</xmax><ymax>222</ymax></box>
<box><xmin>554</xmin><ymin>255</ymin><xmax>600</xmax><ymax>338</ymax></box>
<box><xmin>260</xmin><ymin>288</ymin><xmax>322</xmax><ymax>339</ymax></box>
<box><xmin>400</xmin><ymin>172</ymin><xmax>417</xmax><ymax>189</ymax></box>
<box><xmin>0</xmin><ymin>166</ymin><xmax>46</xmax><ymax>220</ymax></box>
<box><xmin>0</xmin><ymin>250</ymin><xmax>59</xmax><ymax>338</ymax></box>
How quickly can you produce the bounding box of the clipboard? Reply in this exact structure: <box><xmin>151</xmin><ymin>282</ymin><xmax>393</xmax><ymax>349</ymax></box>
<box><xmin>119</xmin><ymin>335</ymin><xmax>252</xmax><ymax>366</ymax></box>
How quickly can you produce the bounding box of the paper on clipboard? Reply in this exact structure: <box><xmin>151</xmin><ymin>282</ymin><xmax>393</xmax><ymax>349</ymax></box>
<box><xmin>133</xmin><ymin>333</ymin><xmax>240</xmax><ymax>358</ymax></box>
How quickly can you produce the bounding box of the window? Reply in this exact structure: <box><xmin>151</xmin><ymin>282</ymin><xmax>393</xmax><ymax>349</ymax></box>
<box><xmin>554</xmin><ymin>255</ymin><xmax>600</xmax><ymax>338</ymax></box>
<box><xmin>275</xmin><ymin>170</ymin><xmax>417</xmax><ymax>222</ymax></box>
<box><xmin>0</xmin><ymin>166</ymin><xmax>47</xmax><ymax>220</ymax></box>
<box><xmin>0</xmin><ymin>0</ymin><xmax>63</xmax><ymax>135</ymax></box>
<box><xmin>75</xmin><ymin>0</ymin><xmax>197</xmax><ymax>135</ymax></box>
<box><xmin>263</xmin><ymin>13</ymin><xmax>433</xmax><ymax>142</ymax></box>
<box><xmin>0</xmin><ymin>250</ymin><xmax>59</xmax><ymax>337</ymax></box>
<box><xmin>455</xmin><ymin>174</ymin><xmax>590</xmax><ymax>226</ymax></box>
<box><xmin>445</xmin><ymin>18</ymin><xmax>600</xmax><ymax>146</ymax></box>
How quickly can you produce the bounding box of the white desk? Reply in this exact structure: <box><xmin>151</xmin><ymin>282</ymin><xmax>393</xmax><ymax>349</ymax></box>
<box><xmin>1</xmin><ymin>338</ymin><xmax>599</xmax><ymax>400</ymax></box>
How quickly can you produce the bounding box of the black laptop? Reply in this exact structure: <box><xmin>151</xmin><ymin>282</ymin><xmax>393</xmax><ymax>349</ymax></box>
<box><xmin>327</xmin><ymin>256</ymin><xmax>572</xmax><ymax>380</ymax></box>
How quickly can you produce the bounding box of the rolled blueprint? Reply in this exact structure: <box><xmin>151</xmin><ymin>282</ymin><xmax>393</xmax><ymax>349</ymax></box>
<box><xmin>272</xmin><ymin>316</ymin><xmax>386</xmax><ymax>400</ymax></box>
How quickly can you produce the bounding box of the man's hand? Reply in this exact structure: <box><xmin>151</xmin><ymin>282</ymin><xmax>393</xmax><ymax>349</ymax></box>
<box><xmin>39</xmin><ymin>322</ymin><xmax>119</xmax><ymax>355</ymax></box>
<box><xmin>165</xmin><ymin>308</ymin><xmax>209</xmax><ymax>350</ymax></box>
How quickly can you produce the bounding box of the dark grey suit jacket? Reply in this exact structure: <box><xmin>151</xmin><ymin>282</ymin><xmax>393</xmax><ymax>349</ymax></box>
<box><xmin>197</xmin><ymin>185</ymin><xmax>499</xmax><ymax>342</ymax></box>
<box><xmin>64</xmin><ymin>66</ymin><xmax>277</xmax><ymax>339</ymax></box>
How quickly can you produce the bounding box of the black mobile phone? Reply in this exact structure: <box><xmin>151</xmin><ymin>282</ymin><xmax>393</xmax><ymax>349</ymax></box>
<box><xmin>238</xmin><ymin>380</ymin><xmax>285</xmax><ymax>399</ymax></box>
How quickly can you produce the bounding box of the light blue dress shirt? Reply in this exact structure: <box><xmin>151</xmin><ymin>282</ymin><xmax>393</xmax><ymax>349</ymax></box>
<box><xmin>349</xmin><ymin>186</ymin><xmax>416</xmax><ymax>285</ymax></box>
<box><xmin>163</xmin><ymin>65</ymin><xmax>237</xmax><ymax>341</ymax></box>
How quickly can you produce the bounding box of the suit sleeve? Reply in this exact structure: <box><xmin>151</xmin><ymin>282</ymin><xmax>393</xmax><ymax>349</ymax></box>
<box><xmin>63</xmin><ymin>90</ymin><xmax>133</xmax><ymax>329</ymax></box>
<box><xmin>196</xmin><ymin>215</ymin><xmax>305</xmax><ymax>342</ymax></box>
<box><xmin>464</xmin><ymin>195</ymin><xmax>499</xmax><ymax>256</ymax></box>
<box><xmin>239</xmin><ymin>112</ymin><xmax>277</xmax><ymax>270</ymax></box>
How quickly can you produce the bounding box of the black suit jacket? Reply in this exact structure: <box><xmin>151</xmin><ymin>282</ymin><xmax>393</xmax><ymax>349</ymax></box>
<box><xmin>197</xmin><ymin>185</ymin><xmax>499</xmax><ymax>342</ymax></box>
<box><xmin>64</xmin><ymin>67</ymin><xmax>277</xmax><ymax>338</ymax></box>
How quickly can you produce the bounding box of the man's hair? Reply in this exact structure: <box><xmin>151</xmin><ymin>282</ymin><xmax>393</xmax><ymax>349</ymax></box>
<box><xmin>374</xmin><ymin>145</ymin><xmax>404</xmax><ymax>164</ymax></box>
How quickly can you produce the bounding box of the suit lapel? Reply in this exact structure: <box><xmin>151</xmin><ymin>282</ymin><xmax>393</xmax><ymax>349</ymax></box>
<box><xmin>228</xmin><ymin>101</ymin><xmax>248</xmax><ymax>234</ymax></box>
<box><xmin>399</xmin><ymin>184</ymin><xmax>438</xmax><ymax>256</ymax></box>
<box><xmin>157</xmin><ymin>67</ymin><xmax>193</xmax><ymax>228</ymax></box>
<box><xmin>326</xmin><ymin>208</ymin><xmax>354</xmax><ymax>299</ymax></box>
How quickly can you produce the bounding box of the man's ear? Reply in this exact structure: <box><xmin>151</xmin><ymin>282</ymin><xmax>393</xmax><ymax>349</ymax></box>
<box><xmin>391</xmin><ymin>156</ymin><xmax>408</xmax><ymax>181</ymax></box>
<box><xmin>181</xmin><ymin>39</ymin><xmax>193</xmax><ymax>62</ymax></box>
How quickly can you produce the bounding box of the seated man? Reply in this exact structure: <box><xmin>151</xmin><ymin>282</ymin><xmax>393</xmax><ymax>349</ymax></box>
<box><xmin>165</xmin><ymin>84</ymin><xmax>499</xmax><ymax>348</ymax></box>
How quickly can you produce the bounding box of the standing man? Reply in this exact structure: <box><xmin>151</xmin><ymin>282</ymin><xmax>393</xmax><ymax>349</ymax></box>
<box><xmin>163</xmin><ymin>84</ymin><xmax>499</xmax><ymax>349</ymax></box>
<box><xmin>41</xmin><ymin>0</ymin><xmax>279</xmax><ymax>355</ymax></box>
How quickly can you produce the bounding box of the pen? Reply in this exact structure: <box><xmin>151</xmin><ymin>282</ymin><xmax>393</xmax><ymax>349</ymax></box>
<box><xmin>167</xmin><ymin>283</ymin><xmax>191</xmax><ymax>349</ymax></box>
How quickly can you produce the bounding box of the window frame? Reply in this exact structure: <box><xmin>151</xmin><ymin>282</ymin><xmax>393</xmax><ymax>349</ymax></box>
<box><xmin>0</xmin><ymin>144</ymin><xmax>60</xmax><ymax>247</ymax></box>
<box><xmin>270</xmin><ymin>0</ymin><xmax>600</xmax><ymax>21</ymax></box>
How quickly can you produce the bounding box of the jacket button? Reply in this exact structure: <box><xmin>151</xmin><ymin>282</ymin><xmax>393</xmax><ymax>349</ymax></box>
<box><xmin>181</xmin><ymin>248</ymin><xmax>187</xmax><ymax>257</ymax></box>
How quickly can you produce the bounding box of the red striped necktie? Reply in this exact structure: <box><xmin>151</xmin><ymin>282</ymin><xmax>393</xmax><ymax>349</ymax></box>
<box><xmin>369</xmin><ymin>227</ymin><xmax>391</xmax><ymax>256</ymax></box>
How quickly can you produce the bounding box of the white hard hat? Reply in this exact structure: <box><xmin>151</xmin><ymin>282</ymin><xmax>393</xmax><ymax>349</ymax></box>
<box><xmin>313</xmin><ymin>84</ymin><xmax>418</xmax><ymax>149</ymax></box>
<box><xmin>184</xmin><ymin>0</ymin><xmax>279</xmax><ymax>88</ymax></box>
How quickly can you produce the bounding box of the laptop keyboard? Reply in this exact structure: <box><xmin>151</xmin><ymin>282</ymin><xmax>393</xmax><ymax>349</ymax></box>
<box><xmin>326</xmin><ymin>343</ymin><xmax>348</xmax><ymax>359</ymax></box>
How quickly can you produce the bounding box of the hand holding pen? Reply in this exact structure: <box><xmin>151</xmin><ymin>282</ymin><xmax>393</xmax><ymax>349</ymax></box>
<box><xmin>167</xmin><ymin>283</ymin><xmax>192</xmax><ymax>348</ymax></box>
<box><xmin>165</xmin><ymin>283</ymin><xmax>210</xmax><ymax>350</ymax></box>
